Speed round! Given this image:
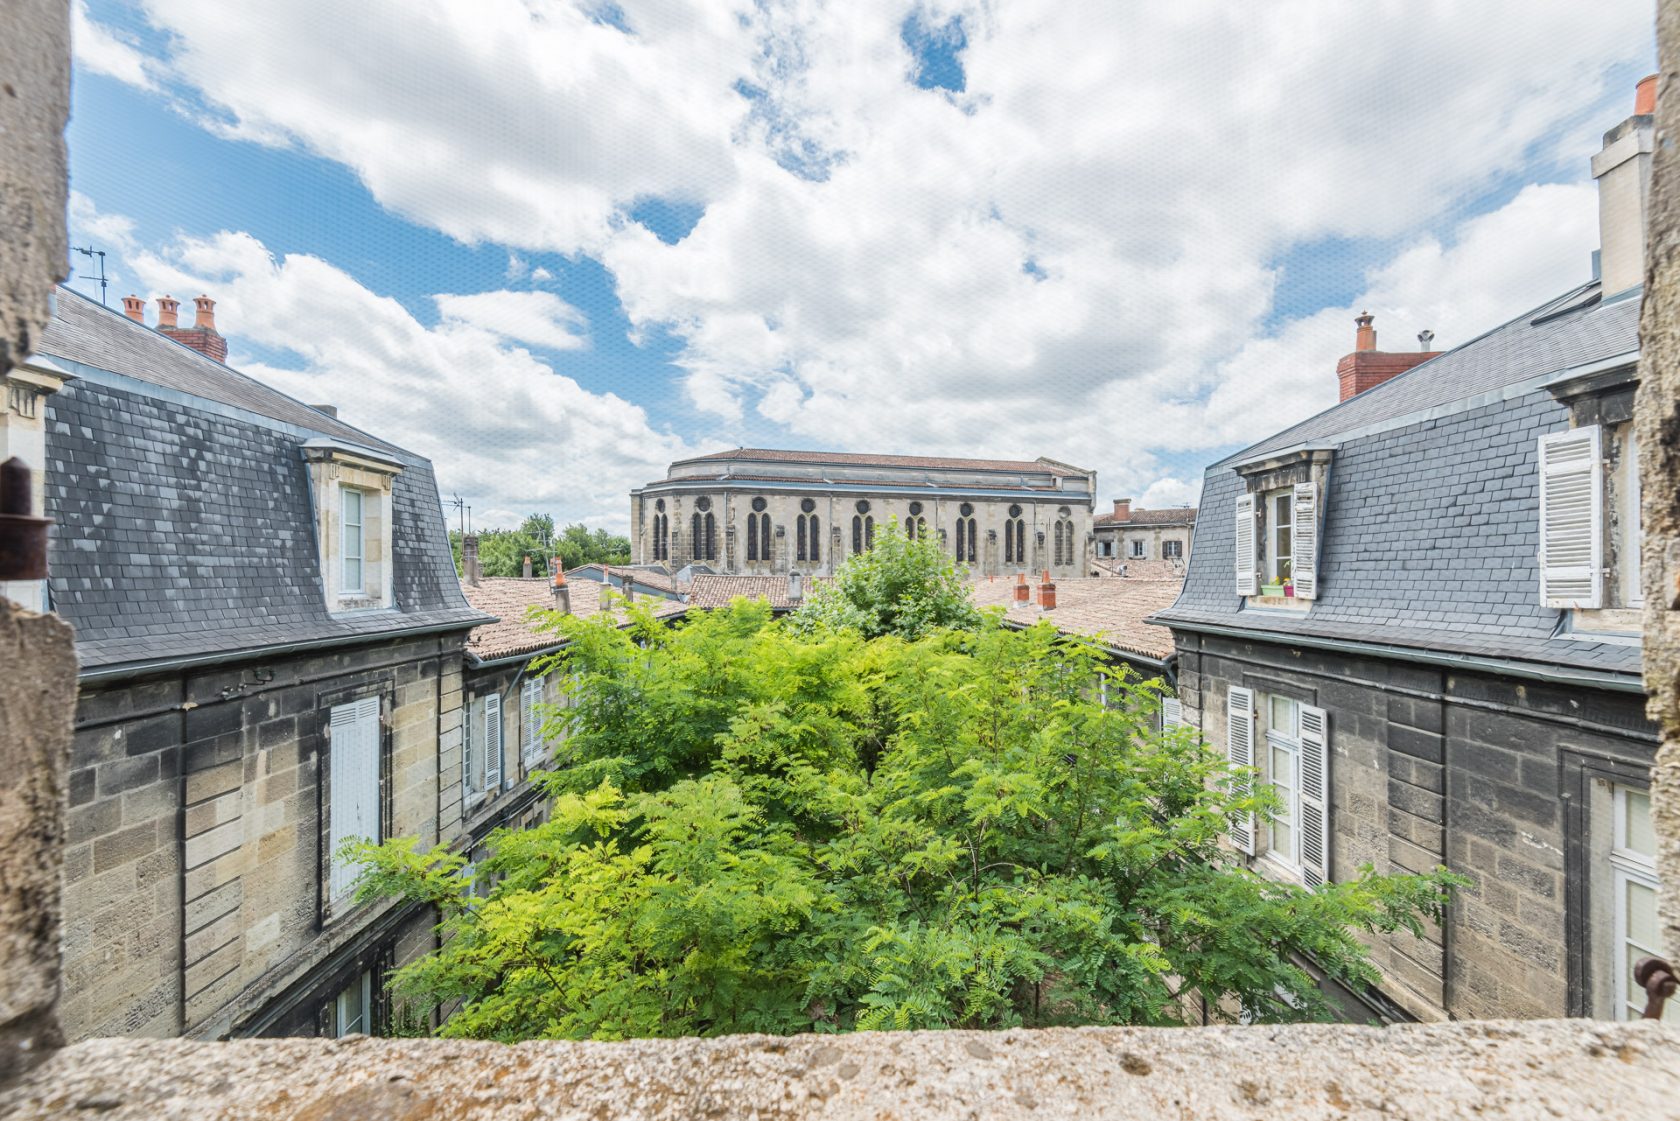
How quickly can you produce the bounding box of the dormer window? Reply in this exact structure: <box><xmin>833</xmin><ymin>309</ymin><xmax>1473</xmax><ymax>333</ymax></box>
<box><xmin>301</xmin><ymin>438</ymin><xmax>404</xmax><ymax>612</ymax></box>
<box><xmin>1231</xmin><ymin>445</ymin><xmax>1330</xmax><ymax>608</ymax></box>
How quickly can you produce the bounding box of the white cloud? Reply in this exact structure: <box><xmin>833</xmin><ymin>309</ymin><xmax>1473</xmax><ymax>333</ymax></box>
<box><xmin>105</xmin><ymin>0</ymin><xmax>1651</xmax><ymax>506</ymax></box>
<box><xmin>73</xmin><ymin>2</ymin><xmax>158</xmax><ymax>91</ymax></box>
<box><xmin>101</xmin><ymin>215</ymin><xmax>696</xmax><ymax>530</ymax></box>
<box><xmin>1139</xmin><ymin>478</ymin><xmax>1202</xmax><ymax>511</ymax></box>
<box><xmin>434</xmin><ymin>290</ymin><xmax>589</xmax><ymax>351</ymax></box>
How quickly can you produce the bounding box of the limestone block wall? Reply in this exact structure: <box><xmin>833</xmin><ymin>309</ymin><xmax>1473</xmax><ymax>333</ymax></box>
<box><xmin>59</xmin><ymin>632</ymin><xmax>465</xmax><ymax>1042</ymax></box>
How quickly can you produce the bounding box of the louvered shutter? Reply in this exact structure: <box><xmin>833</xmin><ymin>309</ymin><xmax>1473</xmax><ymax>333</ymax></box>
<box><xmin>1298</xmin><ymin>704</ymin><xmax>1330</xmax><ymax>888</ymax></box>
<box><xmin>329</xmin><ymin>696</ymin><xmax>381</xmax><ymax>902</ymax></box>
<box><xmin>1291</xmin><ymin>481</ymin><xmax>1319</xmax><ymax>600</ymax></box>
<box><xmin>1538</xmin><ymin>426</ymin><xmax>1604</xmax><ymax>608</ymax></box>
<box><xmin>1234</xmin><ymin>493</ymin><xmax>1258</xmax><ymax>595</ymax></box>
<box><xmin>1225</xmin><ymin>686</ymin><xmax>1256</xmax><ymax>855</ymax></box>
<box><xmin>483</xmin><ymin>692</ymin><xmax>503</xmax><ymax>792</ymax></box>
<box><xmin>521</xmin><ymin>680</ymin><xmax>544</xmax><ymax>770</ymax></box>
<box><xmin>1162</xmin><ymin>697</ymin><xmax>1184</xmax><ymax>729</ymax></box>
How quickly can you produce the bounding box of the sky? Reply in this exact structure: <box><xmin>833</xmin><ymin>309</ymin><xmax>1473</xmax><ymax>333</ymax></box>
<box><xmin>65</xmin><ymin>0</ymin><xmax>1655</xmax><ymax>532</ymax></box>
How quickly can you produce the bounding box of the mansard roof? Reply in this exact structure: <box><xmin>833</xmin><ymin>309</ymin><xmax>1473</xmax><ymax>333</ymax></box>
<box><xmin>35</xmin><ymin>287</ymin><xmax>486</xmax><ymax>675</ymax></box>
<box><xmin>1154</xmin><ymin>279</ymin><xmax>1643</xmax><ymax>680</ymax></box>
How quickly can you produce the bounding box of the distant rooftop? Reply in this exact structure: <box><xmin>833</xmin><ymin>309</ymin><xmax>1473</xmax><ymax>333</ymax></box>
<box><xmin>673</xmin><ymin>448</ymin><xmax>1091</xmax><ymax>478</ymax></box>
<box><xmin>461</xmin><ymin>577</ymin><xmax>687</xmax><ymax>663</ymax></box>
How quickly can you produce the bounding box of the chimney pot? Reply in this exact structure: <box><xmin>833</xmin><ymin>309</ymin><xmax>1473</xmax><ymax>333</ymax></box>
<box><xmin>1637</xmin><ymin>73</ymin><xmax>1659</xmax><ymax>116</ymax></box>
<box><xmin>554</xmin><ymin>580</ymin><xmax>571</xmax><ymax>615</ymax></box>
<box><xmin>1418</xmin><ymin>329</ymin><xmax>1435</xmax><ymax>352</ymax></box>
<box><xmin>156</xmin><ymin>295</ymin><xmax>179</xmax><ymax>329</ymax></box>
<box><xmin>1354</xmin><ymin>311</ymin><xmax>1376</xmax><ymax>352</ymax></box>
<box><xmin>522</xmin><ymin>555</ymin><xmax>533</xmax><ymax>579</ymax></box>
<box><xmin>1593</xmin><ymin>77</ymin><xmax>1658</xmax><ymax>298</ymax></box>
<box><xmin>1037</xmin><ymin>578</ymin><xmax>1057</xmax><ymax>611</ymax></box>
<box><xmin>1013</xmin><ymin>571</ymin><xmax>1031</xmax><ymax>604</ymax></box>
<box><xmin>193</xmin><ymin>294</ymin><xmax>217</xmax><ymax>330</ymax></box>
<box><xmin>121</xmin><ymin>295</ymin><xmax>145</xmax><ymax>323</ymax></box>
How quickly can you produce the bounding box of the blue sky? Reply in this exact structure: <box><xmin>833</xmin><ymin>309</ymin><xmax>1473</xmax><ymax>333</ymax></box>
<box><xmin>66</xmin><ymin>0</ymin><xmax>1654</xmax><ymax>530</ymax></box>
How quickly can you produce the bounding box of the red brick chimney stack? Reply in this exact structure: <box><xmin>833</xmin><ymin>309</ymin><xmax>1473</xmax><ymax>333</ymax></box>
<box><xmin>121</xmin><ymin>295</ymin><xmax>145</xmax><ymax>323</ymax></box>
<box><xmin>1013</xmin><ymin>570</ymin><xmax>1030</xmax><ymax>604</ymax></box>
<box><xmin>1038</xmin><ymin>574</ymin><xmax>1057</xmax><ymax>611</ymax></box>
<box><xmin>1336</xmin><ymin>312</ymin><xmax>1439</xmax><ymax>402</ymax></box>
<box><xmin>1111</xmin><ymin>498</ymin><xmax>1132</xmax><ymax>522</ymax></box>
<box><xmin>158</xmin><ymin>293</ymin><xmax>229</xmax><ymax>363</ymax></box>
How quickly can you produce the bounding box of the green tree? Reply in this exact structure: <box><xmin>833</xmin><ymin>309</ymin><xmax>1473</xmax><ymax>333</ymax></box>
<box><xmin>350</xmin><ymin>604</ymin><xmax>1458</xmax><ymax>1040</ymax></box>
<box><xmin>450</xmin><ymin>518</ymin><xmax>631</xmax><ymax>579</ymax></box>
<box><xmin>792</xmin><ymin>518</ymin><xmax>981</xmax><ymax>639</ymax></box>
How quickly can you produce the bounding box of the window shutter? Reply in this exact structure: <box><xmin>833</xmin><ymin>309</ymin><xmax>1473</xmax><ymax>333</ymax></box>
<box><xmin>521</xmin><ymin>680</ymin><xmax>543</xmax><ymax>770</ymax></box>
<box><xmin>461</xmin><ymin>696</ymin><xmax>475</xmax><ymax>800</ymax></box>
<box><xmin>1225</xmin><ymin>686</ymin><xmax>1256</xmax><ymax>855</ymax></box>
<box><xmin>1234</xmin><ymin>493</ymin><xmax>1257</xmax><ymax>595</ymax></box>
<box><xmin>1292</xmin><ymin>481</ymin><xmax>1319</xmax><ymax>600</ymax></box>
<box><xmin>1162</xmin><ymin>697</ymin><xmax>1184</xmax><ymax>729</ymax></box>
<box><xmin>1538</xmin><ymin>426</ymin><xmax>1604</xmax><ymax>608</ymax></box>
<box><xmin>1298</xmin><ymin>704</ymin><xmax>1330</xmax><ymax>888</ymax></box>
<box><xmin>483</xmin><ymin>692</ymin><xmax>503</xmax><ymax>792</ymax></box>
<box><xmin>329</xmin><ymin>696</ymin><xmax>381</xmax><ymax>902</ymax></box>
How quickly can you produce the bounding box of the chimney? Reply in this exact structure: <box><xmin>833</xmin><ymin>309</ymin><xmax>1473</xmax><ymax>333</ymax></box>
<box><xmin>461</xmin><ymin>534</ymin><xmax>480</xmax><ymax>586</ymax></box>
<box><xmin>1038</xmin><ymin>575</ymin><xmax>1057</xmax><ymax>611</ymax></box>
<box><xmin>622</xmin><ymin>574</ymin><xmax>636</xmax><ymax>602</ymax></box>
<box><xmin>310</xmin><ymin>404</ymin><xmax>338</xmax><ymax>418</ymax></box>
<box><xmin>552</xmin><ymin>569</ymin><xmax>571</xmax><ymax>615</ymax></box>
<box><xmin>1593</xmin><ymin>74</ymin><xmax>1658</xmax><ymax>298</ymax></box>
<box><xmin>1111</xmin><ymin>498</ymin><xmax>1132</xmax><ymax>522</ymax></box>
<box><xmin>157</xmin><ymin>293</ymin><xmax>228</xmax><ymax>363</ymax></box>
<box><xmin>788</xmin><ymin>572</ymin><xmax>804</xmax><ymax>604</ymax></box>
<box><xmin>522</xmin><ymin>555</ymin><xmax>533</xmax><ymax>579</ymax></box>
<box><xmin>1013</xmin><ymin>570</ymin><xmax>1030</xmax><ymax>604</ymax></box>
<box><xmin>121</xmin><ymin>294</ymin><xmax>145</xmax><ymax>323</ymax></box>
<box><xmin>1336</xmin><ymin>312</ymin><xmax>1439</xmax><ymax>401</ymax></box>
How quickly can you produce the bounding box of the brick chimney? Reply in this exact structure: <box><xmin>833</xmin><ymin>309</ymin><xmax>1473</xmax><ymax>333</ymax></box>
<box><xmin>552</xmin><ymin>568</ymin><xmax>571</xmax><ymax>615</ymax></box>
<box><xmin>1110</xmin><ymin>498</ymin><xmax>1132</xmax><ymax>522</ymax></box>
<box><xmin>622</xmin><ymin>574</ymin><xmax>636</xmax><ymax>602</ymax></box>
<box><xmin>1013</xmin><ymin>570</ymin><xmax>1030</xmax><ymax>604</ymax></box>
<box><xmin>158</xmin><ymin>293</ymin><xmax>228</xmax><ymax>363</ymax></box>
<box><xmin>522</xmin><ymin>555</ymin><xmax>533</xmax><ymax>579</ymax></box>
<box><xmin>462</xmin><ymin>534</ymin><xmax>480</xmax><ymax>586</ymax></box>
<box><xmin>1037</xmin><ymin>573</ymin><xmax>1057</xmax><ymax>611</ymax></box>
<box><xmin>1336</xmin><ymin>312</ymin><xmax>1439</xmax><ymax>401</ymax></box>
<box><xmin>121</xmin><ymin>295</ymin><xmax>145</xmax><ymax>323</ymax></box>
<box><xmin>788</xmin><ymin>572</ymin><xmax>804</xmax><ymax>604</ymax></box>
<box><xmin>1593</xmin><ymin>74</ymin><xmax>1657</xmax><ymax>297</ymax></box>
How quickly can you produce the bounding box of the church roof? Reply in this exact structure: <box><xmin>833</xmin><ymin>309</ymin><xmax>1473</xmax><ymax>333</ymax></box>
<box><xmin>675</xmin><ymin>448</ymin><xmax>1090</xmax><ymax>478</ymax></box>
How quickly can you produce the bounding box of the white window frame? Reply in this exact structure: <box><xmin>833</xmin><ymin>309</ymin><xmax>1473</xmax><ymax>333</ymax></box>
<box><xmin>333</xmin><ymin>969</ymin><xmax>374</xmax><ymax>1037</ymax></box>
<box><xmin>1162</xmin><ymin>539</ymin><xmax>1183</xmax><ymax>560</ymax></box>
<box><xmin>1129</xmin><ymin>538</ymin><xmax>1147</xmax><ymax>558</ymax></box>
<box><xmin>1264</xmin><ymin>697</ymin><xmax>1303</xmax><ymax>877</ymax></box>
<box><xmin>521</xmin><ymin>678</ymin><xmax>545</xmax><ymax>771</ymax></box>
<box><xmin>1610</xmin><ymin>785</ymin><xmax>1668</xmax><ymax>1022</ymax></box>
<box><xmin>1265</xmin><ymin>487</ymin><xmax>1293</xmax><ymax>585</ymax></box>
<box><xmin>328</xmin><ymin>696</ymin><xmax>381</xmax><ymax>905</ymax></box>
<box><xmin>341</xmin><ymin>485</ymin><xmax>366</xmax><ymax>595</ymax></box>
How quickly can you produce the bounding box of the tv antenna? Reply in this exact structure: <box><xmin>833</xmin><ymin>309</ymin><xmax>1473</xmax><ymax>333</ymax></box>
<box><xmin>74</xmin><ymin>245</ymin><xmax>109</xmax><ymax>305</ymax></box>
<box><xmin>447</xmin><ymin>493</ymin><xmax>471</xmax><ymax>537</ymax></box>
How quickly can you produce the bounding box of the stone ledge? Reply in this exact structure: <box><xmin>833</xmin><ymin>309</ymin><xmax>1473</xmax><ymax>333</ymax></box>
<box><xmin>3</xmin><ymin>1019</ymin><xmax>1678</xmax><ymax>1120</ymax></box>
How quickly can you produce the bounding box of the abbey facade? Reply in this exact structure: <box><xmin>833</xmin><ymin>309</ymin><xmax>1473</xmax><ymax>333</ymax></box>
<box><xmin>631</xmin><ymin>449</ymin><xmax>1096</xmax><ymax>578</ymax></box>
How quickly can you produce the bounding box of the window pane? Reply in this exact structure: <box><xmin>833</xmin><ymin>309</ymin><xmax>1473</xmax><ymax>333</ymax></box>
<box><xmin>344</xmin><ymin>557</ymin><xmax>363</xmax><ymax>592</ymax></box>
<box><xmin>1628</xmin><ymin>877</ymin><xmax>1659</xmax><ymax>950</ymax></box>
<box><xmin>1624</xmin><ymin>789</ymin><xmax>1655</xmax><ymax>857</ymax></box>
<box><xmin>1269</xmin><ymin>696</ymin><xmax>1296</xmax><ymax>736</ymax></box>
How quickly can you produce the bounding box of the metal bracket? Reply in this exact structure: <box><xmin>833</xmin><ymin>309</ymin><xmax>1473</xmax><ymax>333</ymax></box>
<box><xmin>1635</xmin><ymin>956</ymin><xmax>1677</xmax><ymax>1020</ymax></box>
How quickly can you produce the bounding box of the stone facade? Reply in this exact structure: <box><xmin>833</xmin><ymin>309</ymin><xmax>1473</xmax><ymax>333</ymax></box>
<box><xmin>632</xmin><ymin>450</ymin><xmax>1096</xmax><ymax>579</ymax></box>
<box><xmin>1091</xmin><ymin>500</ymin><xmax>1196</xmax><ymax>566</ymax></box>
<box><xmin>59</xmin><ymin>631</ymin><xmax>471</xmax><ymax>1041</ymax></box>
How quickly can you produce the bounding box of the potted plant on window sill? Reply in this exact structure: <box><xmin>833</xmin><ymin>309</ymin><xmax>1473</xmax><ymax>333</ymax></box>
<box><xmin>1283</xmin><ymin>580</ymin><xmax>1295</xmax><ymax>598</ymax></box>
<box><xmin>1259</xmin><ymin>582</ymin><xmax>1285</xmax><ymax>597</ymax></box>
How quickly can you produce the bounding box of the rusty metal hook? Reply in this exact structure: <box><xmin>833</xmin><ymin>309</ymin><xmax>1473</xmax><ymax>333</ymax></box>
<box><xmin>1635</xmin><ymin>956</ymin><xmax>1678</xmax><ymax>1020</ymax></box>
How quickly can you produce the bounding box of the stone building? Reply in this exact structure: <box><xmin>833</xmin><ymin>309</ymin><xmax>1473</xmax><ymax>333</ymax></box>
<box><xmin>1153</xmin><ymin>81</ymin><xmax>1668</xmax><ymax>1025</ymax></box>
<box><xmin>1091</xmin><ymin>499</ymin><xmax>1197</xmax><ymax>567</ymax></box>
<box><xmin>630</xmin><ymin>448</ymin><xmax>1096</xmax><ymax>579</ymax></box>
<box><xmin>26</xmin><ymin>288</ymin><xmax>492</xmax><ymax>1040</ymax></box>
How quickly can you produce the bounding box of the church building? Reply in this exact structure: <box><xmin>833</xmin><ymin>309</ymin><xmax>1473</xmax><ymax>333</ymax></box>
<box><xmin>631</xmin><ymin>448</ymin><xmax>1096</xmax><ymax>578</ymax></box>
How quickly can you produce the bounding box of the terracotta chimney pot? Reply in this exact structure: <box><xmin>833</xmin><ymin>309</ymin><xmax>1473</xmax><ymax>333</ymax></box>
<box><xmin>1637</xmin><ymin>73</ymin><xmax>1658</xmax><ymax>116</ymax></box>
<box><xmin>121</xmin><ymin>295</ymin><xmax>145</xmax><ymax>323</ymax></box>
<box><xmin>193</xmin><ymin>295</ymin><xmax>217</xmax><ymax>330</ymax></box>
<box><xmin>522</xmin><ymin>555</ymin><xmax>533</xmax><ymax>579</ymax></box>
<box><xmin>1038</xmin><ymin>580</ymin><xmax>1057</xmax><ymax>611</ymax></box>
<box><xmin>1354</xmin><ymin>311</ymin><xmax>1376</xmax><ymax>352</ymax></box>
<box><xmin>156</xmin><ymin>295</ymin><xmax>179</xmax><ymax>329</ymax></box>
<box><xmin>1014</xmin><ymin>571</ymin><xmax>1031</xmax><ymax>604</ymax></box>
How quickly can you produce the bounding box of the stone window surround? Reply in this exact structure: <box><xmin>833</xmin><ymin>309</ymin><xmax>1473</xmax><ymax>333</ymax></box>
<box><xmin>1548</xmin><ymin>362</ymin><xmax>1642</xmax><ymax>628</ymax></box>
<box><xmin>314</xmin><ymin>680</ymin><xmax>393</xmax><ymax>929</ymax></box>
<box><xmin>1232</xmin><ymin>445</ymin><xmax>1334</xmax><ymax>611</ymax></box>
<box><xmin>1241</xmin><ymin>673</ymin><xmax>1321</xmax><ymax>885</ymax></box>
<box><xmin>300</xmin><ymin>440</ymin><xmax>404</xmax><ymax>614</ymax></box>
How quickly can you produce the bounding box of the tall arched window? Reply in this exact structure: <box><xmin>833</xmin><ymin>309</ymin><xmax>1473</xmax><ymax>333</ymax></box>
<box><xmin>957</xmin><ymin>503</ymin><xmax>977</xmax><ymax>563</ymax></box>
<box><xmin>692</xmin><ymin>511</ymin><xmax>703</xmax><ymax>560</ymax></box>
<box><xmin>1053</xmin><ymin>520</ymin><xmax>1065</xmax><ymax>566</ymax></box>
<box><xmin>797</xmin><ymin>512</ymin><xmax>821</xmax><ymax>561</ymax></box>
<box><xmin>705</xmin><ymin>513</ymin><xmax>717</xmax><ymax>560</ymax></box>
<box><xmin>747</xmin><ymin>511</ymin><xmax>759</xmax><ymax>561</ymax></box>
<box><xmin>853</xmin><ymin>515</ymin><xmax>864</xmax><ymax>554</ymax></box>
<box><xmin>1005</xmin><ymin>504</ymin><xmax>1024</xmax><ymax>565</ymax></box>
<box><xmin>907</xmin><ymin>501</ymin><xmax>926</xmax><ymax>541</ymax></box>
<box><xmin>1055</xmin><ymin>508</ymin><xmax>1074</xmax><ymax>568</ymax></box>
<box><xmin>756</xmin><ymin>512</ymin><xmax>770</xmax><ymax>560</ymax></box>
<box><xmin>853</xmin><ymin>500</ymin><xmax>874</xmax><ymax>553</ymax></box>
<box><xmin>652</xmin><ymin>500</ymin><xmax>669</xmax><ymax>561</ymax></box>
<box><xmin>809</xmin><ymin>515</ymin><xmax>819</xmax><ymax>562</ymax></box>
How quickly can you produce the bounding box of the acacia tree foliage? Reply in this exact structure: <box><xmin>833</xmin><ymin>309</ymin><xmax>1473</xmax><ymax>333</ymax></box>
<box><xmin>450</xmin><ymin>520</ymin><xmax>631</xmax><ymax>578</ymax></box>
<box><xmin>791</xmin><ymin>518</ymin><xmax>980</xmax><ymax>639</ymax></box>
<box><xmin>351</xmin><ymin>600</ymin><xmax>1458</xmax><ymax>1041</ymax></box>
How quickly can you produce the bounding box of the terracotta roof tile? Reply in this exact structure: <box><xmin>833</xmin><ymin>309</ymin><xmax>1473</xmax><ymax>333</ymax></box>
<box><xmin>1093</xmin><ymin>506</ymin><xmax>1198</xmax><ymax>527</ymax></box>
<box><xmin>686</xmin><ymin>574</ymin><xmax>832</xmax><ymax>610</ymax></box>
<box><xmin>460</xmin><ymin>577</ymin><xmax>686</xmax><ymax>661</ymax></box>
<box><xmin>677</xmin><ymin>448</ymin><xmax>1089</xmax><ymax>477</ymax></box>
<box><xmin>968</xmin><ymin>576</ymin><xmax>1183</xmax><ymax>661</ymax></box>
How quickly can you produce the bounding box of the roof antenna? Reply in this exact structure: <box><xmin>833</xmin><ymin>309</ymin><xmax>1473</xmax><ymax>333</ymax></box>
<box><xmin>447</xmin><ymin>493</ymin><xmax>470</xmax><ymax>537</ymax></box>
<box><xmin>74</xmin><ymin>245</ymin><xmax>109</xmax><ymax>305</ymax></box>
<box><xmin>1418</xmin><ymin>329</ymin><xmax>1435</xmax><ymax>352</ymax></box>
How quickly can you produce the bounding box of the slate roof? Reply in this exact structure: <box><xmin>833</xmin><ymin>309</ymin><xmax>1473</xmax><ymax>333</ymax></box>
<box><xmin>675</xmin><ymin>448</ymin><xmax>1090</xmax><ymax>478</ymax></box>
<box><xmin>460</xmin><ymin>577</ymin><xmax>687</xmax><ymax>662</ymax></box>
<box><xmin>686</xmin><ymin>574</ymin><xmax>833</xmax><ymax>610</ymax></box>
<box><xmin>1154</xmin><ymin>280</ymin><xmax>1643</xmax><ymax>678</ymax></box>
<box><xmin>35</xmin><ymin>288</ymin><xmax>487</xmax><ymax>673</ymax></box>
<box><xmin>1094</xmin><ymin>507</ymin><xmax>1197</xmax><ymax>528</ymax></box>
<box><xmin>970</xmin><ymin>577</ymin><xmax>1182</xmax><ymax>662</ymax></box>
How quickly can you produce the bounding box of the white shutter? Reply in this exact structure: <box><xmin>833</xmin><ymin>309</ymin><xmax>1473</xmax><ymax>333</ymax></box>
<box><xmin>461</xmin><ymin>696</ymin><xmax>476</xmax><ymax>800</ymax></box>
<box><xmin>1226</xmin><ymin>686</ymin><xmax>1256</xmax><ymax>855</ymax></box>
<box><xmin>1291</xmin><ymin>481</ymin><xmax>1319</xmax><ymax>600</ymax></box>
<box><xmin>1538</xmin><ymin>425</ymin><xmax>1603</xmax><ymax>609</ymax></box>
<box><xmin>483</xmin><ymin>692</ymin><xmax>503</xmax><ymax>792</ymax></box>
<box><xmin>1162</xmin><ymin>697</ymin><xmax>1184</xmax><ymax>729</ymax></box>
<box><xmin>329</xmin><ymin>696</ymin><xmax>381</xmax><ymax>902</ymax></box>
<box><xmin>1234</xmin><ymin>493</ymin><xmax>1258</xmax><ymax>595</ymax></box>
<box><xmin>521</xmin><ymin>679</ymin><xmax>544</xmax><ymax>770</ymax></box>
<box><xmin>1298</xmin><ymin>704</ymin><xmax>1330</xmax><ymax>888</ymax></box>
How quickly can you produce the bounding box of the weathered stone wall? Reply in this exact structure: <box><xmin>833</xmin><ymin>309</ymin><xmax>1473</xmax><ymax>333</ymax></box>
<box><xmin>58</xmin><ymin>633</ymin><xmax>464</xmax><ymax>1042</ymax></box>
<box><xmin>0</xmin><ymin>0</ymin><xmax>68</xmax><ymax>378</ymax></box>
<box><xmin>1640</xmin><ymin>4</ymin><xmax>1680</xmax><ymax>972</ymax></box>
<box><xmin>1174</xmin><ymin>630</ymin><xmax>1658</xmax><ymax>1022</ymax></box>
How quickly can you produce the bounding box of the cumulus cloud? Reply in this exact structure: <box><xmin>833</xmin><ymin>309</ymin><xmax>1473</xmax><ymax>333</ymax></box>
<box><xmin>93</xmin><ymin>211</ymin><xmax>696</xmax><ymax>530</ymax></box>
<box><xmin>86</xmin><ymin>0</ymin><xmax>1650</xmax><ymax>507</ymax></box>
<box><xmin>434</xmin><ymin>290</ymin><xmax>589</xmax><ymax>350</ymax></box>
<box><xmin>73</xmin><ymin>1</ymin><xmax>158</xmax><ymax>90</ymax></box>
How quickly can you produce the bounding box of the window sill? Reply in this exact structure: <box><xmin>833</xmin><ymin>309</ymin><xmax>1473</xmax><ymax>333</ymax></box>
<box><xmin>1256</xmin><ymin>853</ymin><xmax>1306</xmax><ymax>887</ymax></box>
<box><xmin>1242</xmin><ymin>596</ymin><xmax>1311</xmax><ymax>614</ymax></box>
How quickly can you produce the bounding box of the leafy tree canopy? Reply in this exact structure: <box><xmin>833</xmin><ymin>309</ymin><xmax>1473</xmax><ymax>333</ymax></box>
<box><xmin>451</xmin><ymin>519</ymin><xmax>630</xmax><ymax>579</ymax></box>
<box><xmin>351</xmin><ymin>603</ymin><xmax>1458</xmax><ymax>1041</ymax></box>
<box><xmin>791</xmin><ymin>518</ymin><xmax>981</xmax><ymax>639</ymax></box>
